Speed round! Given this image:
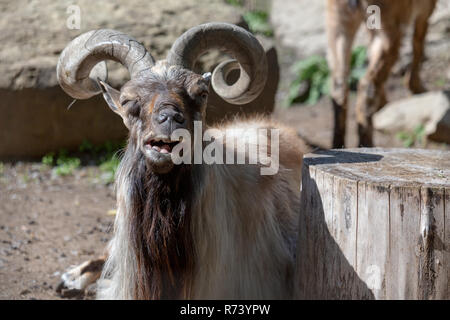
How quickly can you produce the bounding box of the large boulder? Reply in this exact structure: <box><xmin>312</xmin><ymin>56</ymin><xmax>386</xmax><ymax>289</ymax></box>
<box><xmin>373</xmin><ymin>91</ymin><xmax>450</xmax><ymax>144</ymax></box>
<box><xmin>0</xmin><ymin>0</ymin><xmax>278</xmax><ymax>159</ymax></box>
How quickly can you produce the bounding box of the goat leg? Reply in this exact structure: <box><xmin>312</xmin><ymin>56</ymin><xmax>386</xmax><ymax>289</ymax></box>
<box><xmin>356</xmin><ymin>31</ymin><xmax>401</xmax><ymax>147</ymax></box>
<box><xmin>56</xmin><ymin>253</ymin><xmax>107</xmax><ymax>298</ymax></box>
<box><xmin>406</xmin><ymin>1</ymin><xmax>437</xmax><ymax>94</ymax></box>
<box><xmin>326</xmin><ymin>0</ymin><xmax>362</xmax><ymax>148</ymax></box>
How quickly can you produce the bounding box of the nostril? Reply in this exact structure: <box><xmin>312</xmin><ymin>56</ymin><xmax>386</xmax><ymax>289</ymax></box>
<box><xmin>157</xmin><ymin>109</ymin><xmax>184</xmax><ymax>124</ymax></box>
<box><xmin>174</xmin><ymin>113</ymin><xmax>185</xmax><ymax>124</ymax></box>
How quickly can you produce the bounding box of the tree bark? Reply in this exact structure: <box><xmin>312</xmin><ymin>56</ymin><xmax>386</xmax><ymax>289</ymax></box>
<box><xmin>295</xmin><ymin>148</ymin><xmax>449</xmax><ymax>299</ymax></box>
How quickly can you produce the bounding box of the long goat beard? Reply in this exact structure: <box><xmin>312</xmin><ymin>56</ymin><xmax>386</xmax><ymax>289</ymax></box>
<box><xmin>125</xmin><ymin>143</ymin><xmax>194</xmax><ymax>299</ymax></box>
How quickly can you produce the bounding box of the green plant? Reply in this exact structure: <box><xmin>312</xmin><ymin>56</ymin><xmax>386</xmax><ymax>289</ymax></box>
<box><xmin>349</xmin><ymin>46</ymin><xmax>367</xmax><ymax>89</ymax></box>
<box><xmin>54</xmin><ymin>150</ymin><xmax>81</xmax><ymax>176</ymax></box>
<box><xmin>44</xmin><ymin>149</ymin><xmax>80</xmax><ymax>176</ymax></box>
<box><xmin>286</xmin><ymin>55</ymin><xmax>330</xmax><ymax>106</ymax></box>
<box><xmin>243</xmin><ymin>10</ymin><xmax>273</xmax><ymax>37</ymax></box>
<box><xmin>55</xmin><ymin>157</ymin><xmax>80</xmax><ymax>176</ymax></box>
<box><xmin>42</xmin><ymin>152</ymin><xmax>55</xmax><ymax>166</ymax></box>
<box><xmin>434</xmin><ymin>78</ymin><xmax>446</xmax><ymax>88</ymax></box>
<box><xmin>286</xmin><ymin>46</ymin><xmax>368</xmax><ymax>107</ymax></box>
<box><xmin>91</xmin><ymin>140</ymin><xmax>125</xmax><ymax>184</ymax></box>
<box><xmin>0</xmin><ymin>162</ymin><xmax>4</xmax><ymax>176</ymax></box>
<box><xmin>99</xmin><ymin>153</ymin><xmax>121</xmax><ymax>184</ymax></box>
<box><xmin>225</xmin><ymin>0</ymin><xmax>244</xmax><ymax>6</ymax></box>
<box><xmin>79</xmin><ymin>139</ymin><xmax>95</xmax><ymax>153</ymax></box>
<box><xmin>21</xmin><ymin>173</ymin><xmax>30</xmax><ymax>184</ymax></box>
<box><xmin>102</xmin><ymin>141</ymin><xmax>123</xmax><ymax>155</ymax></box>
<box><xmin>396</xmin><ymin>124</ymin><xmax>426</xmax><ymax>148</ymax></box>
<box><xmin>79</xmin><ymin>139</ymin><xmax>125</xmax><ymax>158</ymax></box>
<box><xmin>42</xmin><ymin>141</ymin><xmax>124</xmax><ymax>179</ymax></box>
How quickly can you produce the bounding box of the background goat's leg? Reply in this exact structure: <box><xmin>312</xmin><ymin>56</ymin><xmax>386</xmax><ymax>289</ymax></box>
<box><xmin>326</xmin><ymin>0</ymin><xmax>362</xmax><ymax>148</ymax></box>
<box><xmin>356</xmin><ymin>30</ymin><xmax>402</xmax><ymax>147</ymax></box>
<box><xmin>406</xmin><ymin>1</ymin><xmax>437</xmax><ymax>94</ymax></box>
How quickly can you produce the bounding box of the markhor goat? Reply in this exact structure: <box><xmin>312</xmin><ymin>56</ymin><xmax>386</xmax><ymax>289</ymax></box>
<box><xmin>327</xmin><ymin>0</ymin><xmax>437</xmax><ymax>147</ymax></box>
<box><xmin>56</xmin><ymin>23</ymin><xmax>303</xmax><ymax>299</ymax></box>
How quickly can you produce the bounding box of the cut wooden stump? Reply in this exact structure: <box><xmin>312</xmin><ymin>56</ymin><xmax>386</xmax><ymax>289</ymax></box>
<box><xmin>295</xmin><ymin>148</ymin><xmax>449</xmax><ymax>300</ymax></box>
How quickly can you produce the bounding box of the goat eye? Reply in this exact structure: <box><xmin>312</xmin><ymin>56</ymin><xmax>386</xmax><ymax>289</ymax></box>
<box><xmin>120</xmin><ymin>99</ymin><xmax>133</xmax><ymax>106</ymax></box>
<box><xmin>123</xmin><ymin>100</ymin><xmax>140</xmax><ymax>116</ymax></box>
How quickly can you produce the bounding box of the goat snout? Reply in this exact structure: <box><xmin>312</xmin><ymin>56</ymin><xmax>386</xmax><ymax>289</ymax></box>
<box><xmin>153</xmin><ymin>107</ymin><xmax>186</xmax><ymax>135</ymax></box>
<box><xmin>157</xmin><ymin>109</ymin><xmax>185</xmax><ymax>125</ymax></box>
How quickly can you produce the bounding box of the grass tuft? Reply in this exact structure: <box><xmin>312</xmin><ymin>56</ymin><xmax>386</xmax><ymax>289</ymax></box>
<box><xmin>41</xmin><ymin>140</ymin><xmax>125</xmax><ymax>181</ymax></box>
<box><xmin>42</xmin><ymin>149</ymin><xmax>80</xmax><ymax>176</ymax></box>
<box><xmin>243</xmin><ymin>10</ymin><xmax>273</xmax><ymax>37</ymax></box>
<box><xmin>396</xmin><ymin>124</ymin><xmax>426</xmax><ymax>148</ymax></box>
<box><xmin>225</xmin><ymin>0</ymin><xmax>244</xmax><ymax>6</ymax></box>
<box><xmin>286</xmin><ymin>46</ymin><xmax>367</xmax><ymax>107</ymax></box>
<box><xmin>99</xmin><ymin>153</ymin><xmax>121</xmax><ymax>184</ymax></box>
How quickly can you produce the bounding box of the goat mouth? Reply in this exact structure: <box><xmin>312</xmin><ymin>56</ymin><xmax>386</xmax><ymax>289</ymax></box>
<box><xmin>145</xmin><ymin>137</ymin><xmax>181</xmax><ymax>155</ymax></box>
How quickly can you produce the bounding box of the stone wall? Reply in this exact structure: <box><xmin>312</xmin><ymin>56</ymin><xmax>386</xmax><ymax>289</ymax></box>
<box><xmin>0</xmin><ymin>0</ymin><xmax>278</xmax><ymax>159</ymax></box>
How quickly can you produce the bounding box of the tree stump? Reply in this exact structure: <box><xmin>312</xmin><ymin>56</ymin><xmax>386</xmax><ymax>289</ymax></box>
<box><xmin>295</xmin><ymin>148</ymin><xmax>449</xmax><ymax>300</ymax></box>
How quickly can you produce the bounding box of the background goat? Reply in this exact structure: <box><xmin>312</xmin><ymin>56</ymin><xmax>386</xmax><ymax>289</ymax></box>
<box><xmin>56</xmin><ymin>23</ymin><xmax>303</xmax><ymax>299</ymax></box>
<box><xmin>327</xmin><ymin>0</ymin><xmax>438</xmax><ymax>147</ymax></box>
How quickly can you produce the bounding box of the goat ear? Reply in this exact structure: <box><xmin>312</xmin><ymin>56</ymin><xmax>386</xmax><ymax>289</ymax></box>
<box><xmin>202</xmin><ymin>72</ymin><xmax>212</xmax><ymax>86</ymax></box>
<box><xmin>98</xmin><ymin>80</ymin><xmax>132</xmax><ymax>129</ymax></box>
<box><xmin>187</xmin><ymin>74</ymin><xmax>211</xmax><ymax>100</ymax></box>
<box><xmin>98</xmin><ymin>80</ymin><xmax>126</xmax><ymax>117</ymax></box>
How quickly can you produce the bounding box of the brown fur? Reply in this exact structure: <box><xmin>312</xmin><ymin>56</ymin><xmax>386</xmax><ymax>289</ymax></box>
<box><xmin>125</xmin><ymin>143</ymin><xmax>194</xmax><ymax>299</ymax></box>
<box><xmin>147</xmin><ymin>95</ymin><xmax>158</xmax><ymax>114</ymax></box>
<box><xmin>91</xmin><ymin>64</ymin><xmax>304</xmax><ymax>299</ymax></box>
<box><xmin>59</xmin><ymin>115</ymin><xmax>306</xmax><ymax>299</ymax></box>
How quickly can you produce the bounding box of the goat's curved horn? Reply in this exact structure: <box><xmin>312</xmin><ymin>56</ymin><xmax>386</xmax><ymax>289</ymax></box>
<box><xmin>57</xmin><ymin>29</ymin><xmax>155</xmax><ymax>99</ymax></box>
<box><xmin>166</xmin><ymin>23</ymin><xmax>268</xmax><ymax>105</ymax></box>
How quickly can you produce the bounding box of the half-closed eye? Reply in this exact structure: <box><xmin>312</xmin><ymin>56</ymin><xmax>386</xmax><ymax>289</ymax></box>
<box><xmin>121</xmin><ymin>99</ymin><xmax>140</xmax><ymax>117</ymax></box>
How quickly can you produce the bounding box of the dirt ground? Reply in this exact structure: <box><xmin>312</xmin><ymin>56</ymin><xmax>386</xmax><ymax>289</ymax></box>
<box><xmin>0</xmin><ymin>165</ymin><xmax>115</xmax><ymax>299</ymax></box>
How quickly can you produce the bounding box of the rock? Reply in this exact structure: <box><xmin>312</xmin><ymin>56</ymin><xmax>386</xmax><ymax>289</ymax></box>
<box><xmin>59</xmin><ymin>288</ymin><xmax>84</xmax><ymax>299</ymax></box>
<box><xmin>373</xmin><ymin>91</ymin><xmax>450</xmax><ymax>144</ymax></box>
<box><xmin>20</xmin><ymin>289</ymin><xmax>31</xmax><ymax>295</ymax></box>
<box><xmin>0</xmin><ymin>0</ymin><xmax>244</xmax><ymax>90</ymax></box>
<box><xmin>0</xmin><ymin>0</ymin><xmax>279</xmax><ymax>159</ymax></box>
